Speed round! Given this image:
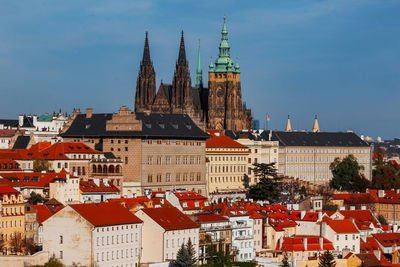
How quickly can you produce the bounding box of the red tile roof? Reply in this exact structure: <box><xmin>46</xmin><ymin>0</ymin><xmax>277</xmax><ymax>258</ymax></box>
<box><xmin>0</xmin><ymin>129</ymin><xmax>17</xmax><ymax>137</ymax></box>
<box><xmin>140</xmin><ymin>207</ymin><xmax>199</xmax><ymax>231</ymax></box>
<box><xmin>0</xmin><ymin>184</ymin><xmax>21</xmax><ymax>197</ymax></box>
<box><xmin>0</xmin><ymin>159</ymin><xmax>20</xmax><ymax>171</ymax></box>
<box><xmin>326</xmin><ymin>219</ymin><xmax>358</xmax><ymax>233</ymax></box>
<box><xmin>291</xmin><ymin>211</ymin><xmax>320</xmax><ymax>222</ymax></box>
<box><xmin>32</xmin><ymin>204</ymin><xmax>54</xmax><ymax>225</ymax></box>
<box><xmin>206</xmin><ymin>130</ymin><xmax>248</xmax><ymax>149</ymax></box>
<box><xmin>338</xmin><ymin>210</ymin><xmax>380</xmax><ymax>230</ymax></box>
<box><xmin>372</xmin><ymin>233</ymin><xmax>400</xmax><ymax>248</ymax></box>
<box><xmin>276</xmin><ymin>235</ymin><xmax>334</xmax><ymax>252</ymax></box>
<box><xmin>191</xmin><ymin>213</ymin><xmax>229</xmax><ymax>223</ymax></box>
<box><xmin>0</xmin><ymin>170</ymin><xmax>70</xmax><ymax>188</ymax></box>
<box><xmin>80</xmin><ymin>179</ymin><xmax>119</xmax><ymax>193</ymax></box>
<box><xmin>70</xmin><ymin>202</ymin><xmax>142</xmax><ymax>227</ymax></box>
<box><xmin>174</xmin><ymin>192</ymin><xmax>209</xmax><ymax>211</ymax></box>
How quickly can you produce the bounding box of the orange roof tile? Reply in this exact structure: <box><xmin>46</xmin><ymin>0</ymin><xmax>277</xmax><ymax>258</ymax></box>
<box><xmin>70</xmin><ymin>202</ymin><xmax>142</xmax><ymax>227</ymax></box>
<box><xmin>141</xmin><ymin>207</ymin><xmax>199</xmax><ymax>231</ymax></box>
<box><xmin>326</xmin><ymin>219</ymin><xmax>358</xmax><ymax>233</ymax></box>
<box><xmin>206</xmin><ymin>130</ymin><xmax>248</xmax><ymax>149</ymax></box>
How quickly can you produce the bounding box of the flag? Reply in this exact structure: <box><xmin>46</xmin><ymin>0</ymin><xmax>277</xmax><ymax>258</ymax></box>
<box><xmin>267</xmin><ymin>114</ymin><xmax>271</xmax><ymax>121</ymax></box>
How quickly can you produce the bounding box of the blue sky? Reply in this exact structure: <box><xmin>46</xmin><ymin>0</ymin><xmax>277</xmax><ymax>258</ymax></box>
<box><xmin>0</xmin><ymin>0</ymin><xmax>399</xmax><ymax>139</ymax></box>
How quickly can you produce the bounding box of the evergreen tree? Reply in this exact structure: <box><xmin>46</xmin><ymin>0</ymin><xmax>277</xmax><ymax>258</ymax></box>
<box><xmin>175</xmin><ymin>243</ymin><xmax>190</xmax><ymax>267</ymax></box>
<box><xmin>186</xmin><ymin>238</ymin><xmax>197</xmax><ymax>267</ymax></box>
<box><xmin>247</xmin><ymin>163</ymin><xmax>281</xmax><ymax>201</ymax></box>
<box><xmin>280</xmin><ymin>253</ymin><xmax>290</xmax><ymax>267</ymax></box>
<box><xmin>318</xmin><ymin>251</ymin><xmax>336</xmax><ymax>267</ymax></box>
<box><xmin>243</xmin><ymin>174</ymin><xmax>250</xmax><ymax>189</ymax></box>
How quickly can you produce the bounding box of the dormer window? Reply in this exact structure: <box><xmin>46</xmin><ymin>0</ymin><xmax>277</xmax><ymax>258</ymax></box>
<box><xmin>182</xmin><ymin>202</ymin><xmax>188</xmax><ymax>208</ymax></box>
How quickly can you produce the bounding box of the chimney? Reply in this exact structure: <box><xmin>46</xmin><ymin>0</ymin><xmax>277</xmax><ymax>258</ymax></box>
<box><xmin>33</xmin><ymin>114</ymin><xmax>38</xmax><ymax>126</ymax></box>
<box><xmin>361</xmin><ymin>205</ymin><xmax>367</xmax><ymax>210</ymax></box>
<box><xmin>269</xmin><ymin>130</ymin><xmax>272</xmax><ymax>141</ymax></box>
<box><xmin>86</xmin><ymin>108</ymin><xmax>93</xmax><ymax>119</ymax></box>
<box><xmin>397</xmin><ymin>189</ymin><xmax>400</xmax><ymax>194</ymax></box>
<box><xmin>394</xmin><ymin>225</ymin><xmax>398</xmax><ymax>232</ymax></box>
<box><xmin>378</xmin><ymin>190</ymin><xmax>385</xmax><ymax>198</ymax></box>
<box><xmin>373</xmin><ymin>249</ymin><xmax>381</xmax><ymax>261</ymax></box>
<box><xmin>319</xmin><ymin>237</ymin><xmax>324</xmax><ymax>250</ymax></box>
<box><xmin>340</xmin><ymin>207</ymin><xmax>345</xmax><ymax>211</ymax></box>
<box><xmin>303</xmin><ymin>237</ymin><xmax>308</xmax><ymax>250</ymax></box>
<box><xmin>301</xmin><ymin>210</ymin><xmax>306</xmax><ymax>220</ymax></box>
<box><xmin>279</xmin><ymin>236</ymin><xmax>283</xmax><ymax>249</ymax></box>
<box><xmin>18</xmin><ymin>115</ymin><xmax>24</xmax><ymax>127</ymax></box>
<box><xmin>318</xmin><ymin>211</ymin><xmax>322</xmax><ymax>221</ymax></box>
<box><xmin>350</xmin><ymin>206</ymin><xmax>355</xmax><ymax>210</ymax></box>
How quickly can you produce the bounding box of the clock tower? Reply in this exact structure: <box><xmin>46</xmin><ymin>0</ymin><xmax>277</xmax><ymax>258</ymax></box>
<box><xmin>207</xmin><ymin>17</ymin><xmax>252</xmax><ymax>131</ymax></box>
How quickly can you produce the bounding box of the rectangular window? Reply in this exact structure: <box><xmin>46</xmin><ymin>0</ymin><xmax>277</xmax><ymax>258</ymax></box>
<box><xmin>82</xmin><ymin>167</ymin><xmax>86</xmax><ymax>175</ymax></box>
<box><xmin>157</xmin><ymin>174</ymin><xmax>162</xmax><ymax>183</ymax></box>
<box><xmin>248</xmin><ymin>167</ymin><xmax>252</xmax><ymax>175</ymax></box>
<box><xmin>183</xmin><ymin>156</ymin><xmax>188</xmax><ymax>164</ymax></box>
<box><xmin>166</xmin><ymin>173</ymin><xmax>171</xmax><ymax>182</ymax></box>
<box><xmin>125</xmin><ymin>157</ymin><xmax>128</xmax><ymax>164</ymax></box>
<box><xmin>176</xmin><ymin>173</ymin><xmax>180</xmax><ymax>182</ymax></box>
<box><xmin>60</xmin><ymin>235</ymin><xmax>63</xmax><ymax>244</ymax></box>
<box><xmin>166</xmin><ymin>156</ymin><xmax>171</xmax><ymax>165</ymax></box>
<box><xmin>59</xmin><ymin>251</ymin><xmax>63</xmax><ymax>259</ymax></box>
<box><xmin>157</xmin><ymin>157</ymin><xmax>162</xmax><ymax>165</ymax></box>
<box><xmin>148</xmin><ymin>157</ymin><xmax>153</xmax><ymax>165</ymax></box>
<box><xmin>176</xmin><ymin>156</ymin><xmax>181</xmax><ymax>164</ymax></box>
<box><xmin>148</xmin><ymin>175</ymin><xmax>153</xmax><ymax>183</ymax></box>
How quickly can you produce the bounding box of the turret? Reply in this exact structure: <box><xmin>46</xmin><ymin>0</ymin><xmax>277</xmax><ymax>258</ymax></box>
<box><xmin>195</xmin><ymin>40</ymin><xmax>203</xmax><ymax>88</ymax></box>
<box><xmin>312</xmin><ymin>115</ymin><xmax>320</xmax><ymax>133</ymax></box>
<box><xmin>285</xmin><ymin>115</ymin><xmax>292</xmax><ymax>132</ymax></box>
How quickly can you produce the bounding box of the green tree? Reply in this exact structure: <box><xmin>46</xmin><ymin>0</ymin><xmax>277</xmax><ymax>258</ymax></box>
<box><xmin>299</xmin><ymin>186</ymin><xmax>307</xmax><ymax>196</ymax></box>
<box><xmin>243</xmin><ymin>174</ymin><xmax>250</xmax><ymax>189</ymax></box>
<box><xmin>186</xmin><ymin>238</ymin><xmax>197</xmax><ymax>267</ymax></box>
<box><xmin>280</xmin><ymin>253</ymin><xmax>290</xmax><ymax>267</ymax></box>
<box><xmin>318</xmin><ymin>251</ymin><xmax>336</xmax><ymax>267</ymax></box>
<box><xmin>33</xmin><ymin>159</ymin><xmax>51</xmax><ymax>172</ymax></box>
<box><xmin>247</xmin><ymin>163</ymin><xmax>281</xmax><ymax>202</ymax></box>
<box><xmin>28</xmin><ymin>192</ymin><xmax>45</xmax><ymax>205</ymax></box>
<box><xmin>371</xmin><ymin>152</ymin><xmax>400</xmax><ymax>189</ymax></box>
<box><xmin>330</xmin><ymin>155</ymin><xmax>370</xmax><ymax>192</ymax></box>
<box><xmin>176</xmin><ymin>240</ymin><xmax>196</xmax><ymax>267</ymax></box>
<box><xmin>43</xmin><ymin>256</ymin><xmax>65</xmax><ymax>267</ymax></box>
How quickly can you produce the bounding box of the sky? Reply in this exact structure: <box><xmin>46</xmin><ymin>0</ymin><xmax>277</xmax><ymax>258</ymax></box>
<box><xmin>0</xmin><ymin>0</ymin><xmax>399</xmax><ymax>139</ymax></box>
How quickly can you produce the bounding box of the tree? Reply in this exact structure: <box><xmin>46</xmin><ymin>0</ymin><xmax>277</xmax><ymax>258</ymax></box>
<box><xmin>330</xmin><ymin>155</ymin><xmax>370</xmax><ymax>192</ymax></box>
<box><xmin>247</xmin><ymin>163</ymin><xmax>281</xmax><ymax>202</ymax></box>
<box><xmin>318</xmin><ymin>251</ymin><xmax>336</xmax><ymax>267</ymax></box>
<box><xmin>299</xmin><ymin>186</ymin><xmax>307</xmax><ymax>196</ymax></box>
<box><xmin>280</xmin><ymin>253</ymin><xmax>290</xmax><ymax>267</ymax></box>
<box><xmin>33</xmin><ymin>159</ymin><xmax>51</xmax><ymax>172</ymax></box>
<box><xmin>186</xmin><ymin>238</ymin><xmax>197</xmax><ymax>267</ymax></box>
<box><xmin>371</xmin><ymin>152</ymin><xmax>400</xmax><ymax>189</ymax></box>
<box><xmin>322</xmin><ymin>204</ymin><xmax>338</xmax><ymax>212</ymax></box>
<box><xmin>8</xmin><ymin>232</ymin><xmax>24</xmax><ymax>254</ymax></box>
<box><xmin>28</xmin><ymin>191</ymin><xmax>45</xmax><ymax>205</ymax></box>
<box><xmin>43</xmin><ymin>256</ymin><xmax>65</xmax><ymax>267</ymax></box>
<box><xmin>243</xmin><ymin>174</ymin><xmax>250</xmax><ymax>189</ymax></box>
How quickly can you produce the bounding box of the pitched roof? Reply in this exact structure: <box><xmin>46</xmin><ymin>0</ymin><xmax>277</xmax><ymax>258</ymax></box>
<box><xmin>32</xmin><ymin>204</ymin><xmax>54</xmax><ymax>225</ymax></box>
<box><xmin>326</xmin><ymin>219</ymin><xmax>359</xmax><ymax>233</ymax></box>
<box><xmin>12</xmin><ymin>136</ymin><xmax>31</xmax><ymax>149</ymax></box>
<box><xmin>70</xmin><ymin>202</ymin><xmax>142</xmax><ymax>227</ymax></box>
<box><xmin>339</xmin><ymin>210</ymin><xmax>380</xmax><ymax>230</ymax></box>
<box><xmin>140</xmin><ymin>207</ymin><xmax>199</xmax><ymax>231</ymax></box>
<box><xmin>80</xmin><ymin>179</ymin><xmax>119</xmax><ymax>193</ymax></box>
<box><xmin>0</xmin><ymin>171</ymin><xmax>70</xmax><ymax>188</ymax></box>
<box><xmin>271</xmin><ymin>131</ymin><xmax>369</xmax><ymax>147</ymax></box>
<box><xmin>0</xmin><ymin>184</ymin><xmax>20</xmax><ymax>198</ymax></box>
<box><xmin>206</xmin><ymin>130</ymin><xmax>248</xmax><ymax>149</ymax></box>
<box><xmin>372</xmin><ymin>233</ymin><xmax>400</xmax><ymax>247</ymax></box>
<box><xmin>60</xmin><ymin>112</ymin><xmax>209</xmax><ymax>140</ymax></box>
<box><xmin>191</xmin><ymin>213</ymin><xmax>229</xmax><ymax>223</ymax></box>
<box><xmin>276</xmin><ymin>235</ymin><xmax>334</xmax><ymax>252</ymax></box>
<box><xmin>0</xmin><ymin>129</ymin><xmax>17</xmax><ymax>137</ymax></box>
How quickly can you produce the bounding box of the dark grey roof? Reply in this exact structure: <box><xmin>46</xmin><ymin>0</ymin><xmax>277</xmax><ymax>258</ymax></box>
<box><xmin>0</xmin><ymin>119</ymin><xmax>18</xmax><ymax>127</ymax></box>
<box><xmin>12</xmin><ymin>136</ymin><xmax>31</xmax><ymax>149</ymax></box>
<box><xmin>22</xmin><ymin>117</ymin><xmax>34</xmax><ymax>128</ymax></box>
<box><xmin>271</xmin><ymin>131</ymin><xmax>370</xmax><ymax>147</ymax></box>
<box><xmin>104</xmin><ymin>152</ymin><xmax>117</xmax><ymax>159</ymax></box>
<box><xmin>60</xmin><ymin>112</ymin><xmax>209</xmax><ymax>140</ymax></box>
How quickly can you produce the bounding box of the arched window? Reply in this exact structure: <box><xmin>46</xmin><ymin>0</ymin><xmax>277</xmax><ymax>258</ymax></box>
<box><xmin>116</xmin><ymin>165</ymin><xmax>120</xmax><ymax>173</ymax></box>
<box><xmin>109</xmin><ymin>165</ymin><xmax>115</xmax><ymax>173</ymax></box>
<box><xmin>92</xmin><ymin>165</ymin><xmax>97</xmax><ymax>174</ymax></box>
<box><xmin>103</xmin><ymin>165</ymin><xmax>107</xmax><ymax>174</ymax></box>
<box><xmin>98</xmin><ymin>165</ymin><xmax>102</xmax><ymax>174</ymax></box>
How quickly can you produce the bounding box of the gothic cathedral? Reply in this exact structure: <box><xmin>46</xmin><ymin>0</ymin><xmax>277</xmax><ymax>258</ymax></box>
<box><xmin>134</xmin><ymin>18</ymin><xmax>252</xmax><ymax>131</ymax></box>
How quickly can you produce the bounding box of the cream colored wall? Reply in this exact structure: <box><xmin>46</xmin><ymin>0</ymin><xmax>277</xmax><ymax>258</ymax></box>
<box><xmin>253</xmin><ymin>218</ymin><xmax>263</xmax><ymax>252</ymax></box>
<box><xmin>163</xmin><ymin>228</ymin><xmax>199</xmax><ymax>261</ymax></box>
<box><xmin>206</xmin><ymin>148</ymin><xmax>248</xmax><ymax>193</ymax></box>
<box><xmin>49</xmin><ymin>177</ymin><xmax>80</xmax><ymax>205</ymax></box>
<box><xmin>135</xmin><ymin>209</ymin><xmax>165</xmax><ymax>264</ymax></box>
<box><xmin>278</xmin><ymin>146</ymin><xmax>372</xmax><ymax>184</ymax></box>
<box><xmin>42</xmin><ymin>206</ymin><xmax>92</xmax><ymax>267</ymax></box>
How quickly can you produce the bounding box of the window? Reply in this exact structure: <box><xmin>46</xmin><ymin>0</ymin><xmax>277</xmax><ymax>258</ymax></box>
<box><xmin>125</xmin><ymin>147</ymin><xmax>128</xmax><ymax>151</ymax></box>
<box><xmin>157</xmin><ymin>157</ymin><xmax>162</xmax><ymax>165</ymax></box>
<box><xmin>148</xmin><ymin>175</ymin><xmax>153</xmax><ymax>183</ymax></box>
<box><xmin>157</xmin><ymin>174</ymin><xmax>162</xmax><ymax>183</ymax></box>
<box><xmin>166</xmin><ymin>156</ymin><xmax>171</xmax><ymax>164</ymax></box>
<box><xmin>60</xmin><ymin>235</ymin><xmax>63</xmax><ymax>244</ymax></box>
<box><xmin>125</xmin><ymin>157</ymin><xmax>128</xmax><ymax>164</ymax></box>
<box><xmin>59</xmin><ymin>251</ymin><xmax>63</xmax><ymax>259</ymax></box>
<box><xmin>57</xmin><ymin>162</ymin><xmax>61</xmax><ymax>168</ymax></box>
<box><xmin>166</xmin><ymin>173</ymin><xmax>171</xmax><ymax>182</ymax></box>
<box><xmin>176</xmin><ymin>173</ymin><xmax>180</xmax><ymax>182</ymax></box>
<box><xmin>248</xmin><ymin>167</ymin><xmax>252</xmax><ymax>175</ymax></box>
<box><xmin>147</xmin><ymin>157</ymin><xmax>153</xmax><ymax>165</ymax></box>
<box><xmin>176</xmin><ymin>156</ymin><xmax>181</xmax><ymax>164</ymax></box>
<box><xmin>183</xmin><ymin>156</ymin><xmax>188</xmax><ymax>164</ymax></box>
<box><xmin>345</xmin><ymin>235</ymin><xmax>348</xmax><ymax>241</ymax></box>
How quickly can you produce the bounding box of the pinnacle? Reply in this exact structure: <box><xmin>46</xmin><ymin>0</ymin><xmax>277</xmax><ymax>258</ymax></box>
<box><xmin>141</xmin><ymin>31</ymin><xmax>151</xmax><ymax>65</ymax></box>
<box><xmin>178</xmin><ymin>31</ymin><xmax>187</xmax><ymax>65</ymax></box>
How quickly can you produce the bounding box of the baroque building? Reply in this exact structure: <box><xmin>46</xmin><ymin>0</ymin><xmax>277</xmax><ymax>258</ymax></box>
<box><xmin>134</xmin><ymin>18</ymin><xmax>252</xmax><ymax>131</ymax></box>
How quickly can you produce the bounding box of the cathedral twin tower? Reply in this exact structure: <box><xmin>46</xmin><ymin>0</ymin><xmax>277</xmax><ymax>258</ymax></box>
<box><xmin>134</xmin><ymin>18</ymin><xmax>252</xmax><ymax>131</ymax></box>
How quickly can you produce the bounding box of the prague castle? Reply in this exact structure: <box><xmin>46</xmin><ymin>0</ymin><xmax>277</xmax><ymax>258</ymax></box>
<box><xmin>134</xmin><ymin>18</ymin><xmax>252</xmax><ymax>131</ymax></box>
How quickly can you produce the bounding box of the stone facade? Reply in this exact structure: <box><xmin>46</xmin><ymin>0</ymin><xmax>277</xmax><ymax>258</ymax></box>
<box><xmin>134</xmin><ymin>18</ymin><xmax>252</xmax><ymax>131</ymax></box>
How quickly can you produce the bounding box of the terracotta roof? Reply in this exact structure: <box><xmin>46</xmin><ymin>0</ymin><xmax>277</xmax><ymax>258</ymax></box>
<box><xmin>70</xmin><ymin>202</ymin><xmax>142</xmax><ymax>226</ymax></box>
<box><xmin>174</xmin><ymin>192</ymin><xmax>209</xmax><ymax>210</ymax></box>
<box><xmin>206</xmin><ymin>130</ymin><xmax>248</xmax><ymax>149</ymax></box>
<box><xmin>291</xmin><ymin>211</ymin><xmax>320</xmax><ymax>222</ymax></box>
<box><xmin>0</xmin><ymin>129</ymin><xmax>17</xmax><ymax>137</ymax></box>
<box><xmin>0</xmin><ymin>184</ymin><xmax>20</xmax><ymax>197</ymax></box>
<box><xmin>372</xmin><ymin>233</ymin><xmax>400</xmax><ymax>247</ymax></box>
<box><xmin>192</xmin><ymin>213</ymin><xmax>229</xmax><ymax>223</ymax></box>
<box><xmin>339</xmin><ymin>210</ymin><xmax>380</xmax><ymax>230</ymax></box>
<box><xmin>140</xmin><ymin>207</ymin><xmax>199</xmax><ymax>231</ymax></box>
<box><xmin>276</xmin><ymin>235</ymin><xmax>334</xmax><ymax>251</ymax></box>
<box><xmin>0</xmin><ymin>171</ymin><xmax>70</xmax><ymax>188</ymax></box>
<box><xmin>80</xmin><ymin>179</ymin><xmax>120</xmax><ymax>193</ymax></box>
<box><xmin>32</xmin><ymin>204</ymin><xmax>54</xmax><ymax>225</ymax></box>
<box><xmin>326</xmin><ymin>219</ymin><xmax>359</xmax><ymax>233</ymax></box>
<box><xmin>0</xmin><ymin>159</ymin><xmax>20</xmax><ymax>171</ymax></box>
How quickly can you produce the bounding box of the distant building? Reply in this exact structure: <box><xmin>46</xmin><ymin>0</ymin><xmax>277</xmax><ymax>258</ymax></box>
<box><xmin>252</xmin><ymin>120</ymin><xmax>260</xmax><ymax>130</ymax></box>
<box><xmin>61</xmin><ymin>106</ymin><xmax>209</xmax><ymax>196</ymax></box>
<box><xmin>206</xmin><ymin>130</ymin><xmax>249</xmax><ymax>193</ymax></box>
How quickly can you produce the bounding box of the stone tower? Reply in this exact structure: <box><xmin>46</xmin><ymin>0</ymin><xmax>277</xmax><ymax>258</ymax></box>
<box><xmin>207</xmin><ymin>17</ymin><xmax>252</xmax><ymax>131</ymax></box>
<box><xmin>135</xmin><ymin>32</ymin><xmax>156</xmax><ymax>112</ymax></box>
<box><xmin>171</xmin><ymin>31</ymin><xmax>194</xmax><ymax>114</ymax></box>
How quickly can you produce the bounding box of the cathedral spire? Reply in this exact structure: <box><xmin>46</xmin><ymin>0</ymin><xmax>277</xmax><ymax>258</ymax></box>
<box><xmin>312</xmin><ymin>115</ymin><xmax>320</xmax><ymax>133</ymax></box>
<box><xmin>195</xmin><ymin>40</ymin><xmax>203</xmax><ymax>88</ymax></box>
<box><xmin>285</xmin><ymin>115</ymin><xmax>292</xmax><ymax>132</ymax></box>
<box><xmin>141</xmin><ymin>31</ymin><xmax>151</xmax><ymax>65</ymax></box>
<box><xmin>178</xmin><ymin>31</ymin><xmax>187</xmax><ymax>65</ymax></box>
